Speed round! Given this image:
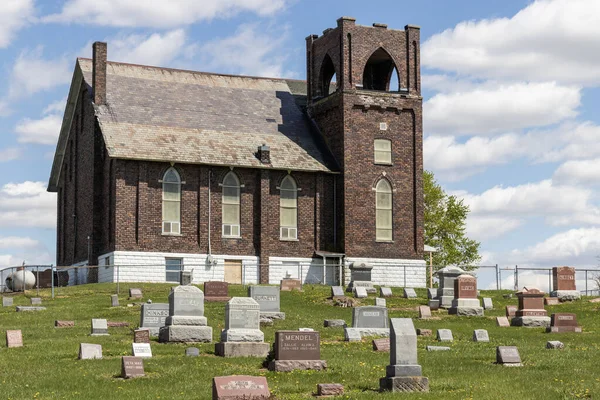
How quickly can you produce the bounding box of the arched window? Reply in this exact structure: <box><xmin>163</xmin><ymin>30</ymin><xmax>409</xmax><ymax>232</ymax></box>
<box><xmin>222</xmin><ymin>171</ymin><xmax>240</xmax><ymax>237</ymax></box>
<box><xmin>374</xmin><ymin>139</ymin><xmax>392</xmax><ymax>164</ymax></box>
<box><xmin>162</xmin><ymin>167</ymin><xmax>181</xmax><ymax>234</ymax></box>
<box><xmin>319</xmin><ymin>54</ymin><xmax>336</xmax><ymax>97</ymax></box>
<box><xmin>280</xmin><ymin>175</ymin><xmax>298</xmax><ymax>240</ymax></box>
<box><xmin>362</xmin><ymin>47</ymin><xmax>398</xmax><ymax>91</ymax></box>
<box><xmin>376</xmin><ymin>179</ymin><xmax>392</xmax><ymax>241</ymax></box>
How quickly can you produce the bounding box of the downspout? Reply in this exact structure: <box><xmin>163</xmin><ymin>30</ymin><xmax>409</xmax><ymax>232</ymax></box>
<box><xmin>207</xmin><ymin>169</ymin><xmax>212</xmax><ymax>263</ymax></box>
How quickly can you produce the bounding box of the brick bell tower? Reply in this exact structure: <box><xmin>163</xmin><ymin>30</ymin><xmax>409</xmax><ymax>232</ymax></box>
<box><xmin>306</xmin><ymin>17</ymin><xmax>423</xmax><ymax>261</ymax></box>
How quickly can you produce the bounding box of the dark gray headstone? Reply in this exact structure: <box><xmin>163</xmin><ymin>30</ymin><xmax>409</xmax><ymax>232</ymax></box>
<box><xmin>427</xmin><ymin>288</ymin><xmax>437</xmax><ymax>299</ymax></box>
<box><xmin>140</xmin><ymin>303</ymin><xmax>169</xmax><ymax>336</ymax></box>
<box><xmin>248</xmin><ymin>286</ymin><xmax>280</xmax><ymax>312</ymax></box>
<box><xmin>428</xmin><ymin>299</ymin><xmax>440</xmax><ymax>310</ymax></box>
<box><xmin>352</xmin><ymin>306</ymin><xmax>388</xmax><ymax>329</ymax></box>
<box><xmin>497</xmin><ymin>346</ymin><xmax>521</xmax><ymax>365</ymax></box>
<box><xmin>331</xmin><ymin>286</ymin><xmax>345</xmax><ymax>297</ymax></box>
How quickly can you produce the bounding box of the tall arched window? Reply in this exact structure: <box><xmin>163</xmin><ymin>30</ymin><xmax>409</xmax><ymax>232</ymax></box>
<box><xmin>362</xmin><ymin>47</ymin><xmax>398</xmax><ymax>91</ymax></box>
<box><xmin>222</xmin><ymin>171</ymin><xmax>240</xmax><ymax>237</ymax></box>
<box><xmin>280</xmin><ymin>175</ymin><xmax>298</xmax><ymax>240</ymax></box>
<box><xmin>162</xmin><ymin>167</ymin><xmax>181</xmax><ymax>234</ymax></box>
<box><xmin>376</xmin><ymin>179</ymin><xmax>392</xmax><ymax>241</ymax></box>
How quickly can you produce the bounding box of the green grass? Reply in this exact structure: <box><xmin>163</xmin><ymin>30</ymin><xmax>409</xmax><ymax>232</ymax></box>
<box><xmin>1</xmin><ymin>283</ymin><xmax>599</xmax><ymax>399</ymax></box>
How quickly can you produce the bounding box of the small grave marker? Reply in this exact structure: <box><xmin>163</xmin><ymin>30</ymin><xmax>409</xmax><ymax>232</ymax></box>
<box><xmin>372</xmin><ymin>338</ymin><xmax>390</xmax><ymax>352</ymax></box>
<box><xmin>323</xmin><ymin>319</ymin><xmax>346</xmax><ymax>328</ymax></box>
<box><xmin>380</xmin><ymin>287</ymin><xmax>392</xmax><ymax>297</ymax></box>
<box><xmin>427</xmin><ymin>288</ymin><xmax>437</xmax><ymax>299</ymax></box>
<box><xmin>186</xmin><ymin>347</ymin><xmax>199</xmax><ymax>357</ymax></box>
<box><xmin>30</xmin><ymin>297</ymin><xmax>42</xmax><ymax>305</ymax></box>
<box><xmin>280</xmin><ymin>278</ymin><xmax>302</xmax><ymax>292</ymax></box>
<box><xmin>544</xmin><ymin>297</ymin><xmax>560</xmax><ymax>306</ymax></box>
<box><xmin>496</xmin><ymin>346</ymin><xmax>521</xmax><ymax>366</ymax></box>
<box><xmin>91</xmin><ymin>319</ymin><xmax>109</xmax><ymax>336</ymax></box>
<box><xmin>2</xmin><ymin>297</ymin><xmax>13</xmax><ymax>307</ymax></box>
<box><xmin>428</xmin><ymin>299</ymin><xmax>440</xmax><ymax>310</ymax></box>
<box><xmin>16</xmin><ymin>306</ymin><xmax>46</xmax><ymax>312</ymax></box>
<box><xmin>473</xmin><ymin>329</ymin><xmax>489</xmax><ymax>342</ymax></box>
<box><xmin>375</xmin><ymin>297</ymin><xmax>386</xmax><ymax>307</ymax></box>
<box><xmin>317</xmin><ymin>384</ymin><xmax>344</xmax><ymax>397</ymax></box>
<box><xmin>79</xmin><ymin>343</ymin><xmax>102</xmax><ymax>359</ymax></box>
<box><xmin>353</xmin><ymin>286</ymin><xmax>368</xmax><ymax>298</ymax></box>
<box><xmin>134</xmin><ymin>329</ymin><xmax>150</xmax><ymax>343</ymax></box>
<box><xmin>546</xmin><ymin>341</ymin><xmax>564</xmax><ymax>349</ymax></box>
<box><xmin>404</xmin><ymin>288</ymin><xmax>417</xmax><ymax>299</ymax></box>
<box><xmin>331</xmin><ymin>286</ymin><xmax>345</xmax><ymax>298</ymax></box>
<box><xmin>505</xmin><ymin>305</ymin><xmax>517</xmax><ymax>318</ymax></box>
<box><xmin>204</xmin><ymin>281</ymin><xmax>230</xmax><ymax>302</ymax></box>
<box><xmin>129</xmin><ymin>288</ymin><xmax>143</xmax><ymax>300</ymax></box>
<box><xmin>427</xmin><ymin>346</ymin><xmax>450</xmax><ymax>351</ymax></box>
<box><xmin>483</xmin><ymin>298</ymin><xmax>493</xmax><ymax>310</ymax></box>
<box><xmin>111</xmin><ymin>294</ymin><xmax>119</xmax><ymax>307</ymax></box>
<box><xmin>6</xmin><ymin>330</ymin><xmax>23</xmax><ymax>348</ymax></box>
<box><xmin>212</xmin><ymin>375</ymin><xmax>270</xmax><ymax>400</ymax></box>
<box><xmin>496</xmin><ymin>317</ymin><xmax>510</xmax><ymax>327</ymax></box>
<box><xmin>121</xmin><ymin>356</ymin><xmax>145</xmax><ymax>378</ymax></box>
<box><xmin>132</xmin><ymin>343</ymin><xmax>152</xmax><ymax>358</ymax></box>
<box><xmin>55</xmin><ymin>320</ymin><xmax>75</xmax><ymax>328</ymax></box>
<box><xmin>436</xmin><ymin>329</ymin><xmax>453</xmax><ymax>342</ymax></box>
<box><xmin>417</xmin><ymin>329</ymin><xmax>432</xmax><ymax>337</ymax></box>
<box><xmin>418</xmin><ymin>305</ymin><xmax>431</xmax><ymax>319</ymax></box>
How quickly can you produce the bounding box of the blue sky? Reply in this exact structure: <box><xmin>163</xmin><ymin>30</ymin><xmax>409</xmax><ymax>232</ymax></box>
<box><xmin>1</xmin><ymin>0</ymin><xmax>599</xmax><ymax>289</ymax></box>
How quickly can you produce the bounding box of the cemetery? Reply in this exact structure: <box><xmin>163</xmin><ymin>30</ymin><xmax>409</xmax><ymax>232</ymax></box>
<box><xmin>0</xmin><ymin>280</ymin><xmax>598</xmax><ymax>399</ymax></box>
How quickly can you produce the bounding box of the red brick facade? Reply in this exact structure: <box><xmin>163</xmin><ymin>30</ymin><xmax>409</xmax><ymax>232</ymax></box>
<box><xmin>54</xmin><ymin>18</ymin><xmax>423</xmax><ymax>281</ymax></box>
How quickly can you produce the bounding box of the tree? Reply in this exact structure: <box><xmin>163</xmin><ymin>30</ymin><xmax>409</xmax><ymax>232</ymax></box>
<box><xmin>423</xmin><ymin>170</ymin><xmax>480</xmax><ymax>269</ymax></box>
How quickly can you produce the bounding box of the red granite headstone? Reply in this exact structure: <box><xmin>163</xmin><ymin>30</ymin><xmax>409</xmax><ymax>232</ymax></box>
<box><xmin>134</xmin><ymin>329</ymin><xmax>150</xmax><ymax>343</ymax></box>
<box><xmin>55</xmin><ymin>320</ymin><xmax>75</xmax><ymax>328</ymax></box>
<box><xmin>212</xmin><ymin>375</ymin><xmax>270</xmax><ymax>400</ymax></box>
<box><xmin>516</xmin><ymin>287</ymin><xmax>547</xmax><ymax>317</ymax></box>
<box><xmin>204</xmin><ymin>282</ymin><xmax>230</xmax><ymax>302</ymax></box>
<box><xmin>419</xmin><ymin>305</ymin><xmax>432</xmax><ymax>319</ymax></box>
<box><xmin>280</xmin><ymin>278</ymin><xmax>302</xmax><ymax>291</ymax></box>
<box><xmin>544</xmin><ymin>297</ymin><xmax>560</xmax><ymax>306</ymax></box>
<box><xmin>274</xmin><ymin>331</ymin><xmax>320</xmax><ymax>360</ymax></box>
<box><xmin>505</xmin><ymin>305</ymin><xmax>518</xmax><ymax>318</ymax></box>
<box><xmin>121</xmin><ymin>356</ymin><xmax>144</xmax><ymax>378</ymax></box>
<box><xmin>548</xmin><ymin>313</ymin><xmax>582</xmax><ymax>333</ymax></box>
<box><xmin>553</xmin><ymin>267</ymin><xmax>576</xmax><ymax>291</ymax></box>
<box><xmin>454</xmin><ymin>275</ymin><xmax>477</xmax><ymax>299</ymax></box>
<box><xmin>372</xmin><ymin>338</ymin><xmax>390</xmax><ymax>351</ymax></box>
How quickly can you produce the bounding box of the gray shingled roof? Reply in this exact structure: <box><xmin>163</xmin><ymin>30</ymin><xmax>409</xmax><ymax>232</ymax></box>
<box><xmin>77</xmin><ymin>59</ymin><xmax>335</xmax><ymax>173</ymax></box>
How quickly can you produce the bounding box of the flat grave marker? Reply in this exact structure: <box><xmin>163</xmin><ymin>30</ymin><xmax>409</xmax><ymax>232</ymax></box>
<box><xmin>353</xmin><ymin>286</ymin><xmax>368</xmax><ymax>298</ymax></box>
<box><xmin>121</xmin><ymin>356</ymin><xmax>145</xmax><ymax>378</ymax></box>
<box><xmin>419</xmin><ymin>305</ymin><xmax>431</xmax><ymax>319</ymax></box>
<box><xmin>79</xmin><ymin>343</ymin><xmax>102</xmax><ymax>359</ymax></box>
<box><xmin>134</xmin><ymin>329</ymin><xmax>150</xmax><ymax>343</ymax></box>
<box><xmin>404</xmin><ymin>288</ymin><xmax>417</xmax><ymax>299</ymax></box>
<box><xmin>91</xmin><ymin>319</ymin><xmax>109</xmax><ymax>336</ymax></box>
<box><xmin>380</xmin><ymin>287</ymin><xmax>393</xmax><ymax>297</ymax></box>
<box><xmin>497</xmin><ymin>346</ymin><xmax>521</xmax><ymax>366</ymax></box>
<box><xmin>473</xmin><ymin>329</ymin><xmax>489</xmax><ymax>342</ymax></box>
<box><xmin>212</xmin><ymin>375</ymin><xmax>270</xmax><ymax>400</ymax></box>
<box><xmin>375</xmin><ymin>297</ymin><xmax>386</xmax><ymax>307</ymax></box>
<box><xmin>331</xmin><ymin>286</ymin><xmax>345</xmax><ymax>298</ymax></box>
<box><xmin>496</xmin><ymin>317</ymin><xmax>510</xmax><ymax>327</ymax></box>
<box><xmin>129</xmin><ymin>288</ymin><xmax>143</xmax><ymax>299</ymax></box>
<box><xmin>372</xmin><ymin>338</ymin><xmax>390</xmax><ymax>352</ymax></box>
<box><xmin>280</xmin><ymin>278</ymin><xmax>302</xmax><ymax>292</ymax></box>
<box><xmin>55</xmin><ymin>320</ymin><xmax>75</xmax><ymax>328</ymax></box>
<box><xmin>132</xmin><ymin>343</ymin><xmax>152</xmax><ymax>358</ymax></box>
<box><xmin>436</xmin><ymin>329</ymin><xmax>453</xmax><ymax>342</ymax></box>
<box><xmin>30</xmin><ymin>298</ymin><xmax>42</xmax><ymax>305</ymax></box>
<box><xmin>186</xmin><ymin>347</ymin><xmax>200</xmax><ymax>357</ymax></box>
<box><xmin>6</xmin><ymin>330</ymin><xmax>23</xmax><ymax>348</ymax></box>
<box><xmin>3</xmin><ymin>297</ymin><xmax>13</xmax><ymax>307</ymax></box>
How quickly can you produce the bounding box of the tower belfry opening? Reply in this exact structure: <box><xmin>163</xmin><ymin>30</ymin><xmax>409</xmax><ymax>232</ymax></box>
<box><xmin>319</xmin><ymin>53</ymin><xmax>337</xmax><ymax>97</ymax></box>
<box><xmin>362</xmin><ymin>47</ymin><xmax>398</xmax><ymax>91</ymax></box>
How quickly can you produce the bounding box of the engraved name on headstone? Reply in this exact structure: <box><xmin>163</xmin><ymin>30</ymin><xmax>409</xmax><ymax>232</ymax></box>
<box><xmin>248</xmin><ymin>286</ymin><xmax>280</xmax><ymax>312</ymax></box>
<box><xmin>204</xmin><ymin>281</ymin><xmax>230</xmax><ymax>301</ymax></box>
<box><xmin>274</xmin><ymin>331</ymin><xmax>320</xmax><ymax>360</ymax></box>
<box><xmin>212</xmin><ymin>375</ymin><xmax>270</xmax><ymax>400</ymax></box>
<box><xmin>134</xmin><ymin>329</ymin><xmax>150</xmax><ymax>343</ymax></box>
<box><xmin>352</xmin><ymin>306</ymin><xmax>388</xmax><ymax>329</ymax></box>
<box><xmin>121</xmin><ymin>356</ymin><xmax>145</xmax><ymax>378</ymax></box>
<box><xmin>132</xmin><ymin>343</ymin><xmax>152</xmax><ymax>358</ymax></box>
<box><xmin>140</xmin><ymin>303</ymin><xmax>169</xmax><ymax>336</ymax></box>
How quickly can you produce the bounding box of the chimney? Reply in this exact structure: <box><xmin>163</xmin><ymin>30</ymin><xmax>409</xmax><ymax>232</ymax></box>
<box><xmin>92</xmin><ymin>41</ymin><xmax>107</xmax><ymax>105</ymax></box>
<box><xmin>258</xmin><ymin>144</ymin><xmax>271</xmax><ymax>164</ymax></box>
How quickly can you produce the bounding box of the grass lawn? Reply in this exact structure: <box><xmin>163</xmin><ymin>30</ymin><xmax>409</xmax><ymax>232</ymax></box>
<box><xmin>0</xmin><ymin>283</ymin><xmax>598</xmax><ymax>399</ymax></box>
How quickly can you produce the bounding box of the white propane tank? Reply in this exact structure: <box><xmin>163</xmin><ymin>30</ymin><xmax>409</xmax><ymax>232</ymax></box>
<box><xmin>5</xmin><ymin>269</ymin><xmax>36</xmax><ymax>291</ymax></box>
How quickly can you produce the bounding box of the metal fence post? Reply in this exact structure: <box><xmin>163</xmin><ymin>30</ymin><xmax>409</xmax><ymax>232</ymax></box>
<box><xmin>51</xmin><ymin>265</ymin><xmax>55</xmax><ymax>299</ymax></box>
<box><xmin>515</xmin><ymin>265</ymin><xmax>518</xmax><ymax>290</ymax></box>
<box><xmin>116</xmin><ymin>264</ymin><xmax>120</xmax><ymax>294</ymax></box>
<box><xmin>495</xmin><ymin>264</ymin><xmax>499</xmax><ymax>290</ymax></box>
<box><xmin>548</xmin><ymin>269</ymin><xmax>552</xmax><ymax>293</ymax></box>
<box><xmin>585</xmin><ymin>270</ymin><xmax>588</xmax><ymax>296</ymax></box>
<box><xmin>403</xmin><ymin>265</ymin><xmax>406</xmax><ymax>288</ymax></box>
<box><xmin>36</xmin><ymin>265</ymin><xmax>40</xmax><ymax>296</ymax></box>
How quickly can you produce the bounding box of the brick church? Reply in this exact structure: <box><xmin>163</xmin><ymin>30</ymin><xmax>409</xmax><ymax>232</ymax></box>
<box><xmin>48</xmin><ymin>17</ymin><xmax>426</xmax><ymax>287</ymax></box>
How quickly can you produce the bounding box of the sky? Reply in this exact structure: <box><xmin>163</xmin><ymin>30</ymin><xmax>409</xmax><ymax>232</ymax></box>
<box><xmin>1</xmin><ymin>0</ymin><xmax>599</xmax><ymax>290</ymax></box>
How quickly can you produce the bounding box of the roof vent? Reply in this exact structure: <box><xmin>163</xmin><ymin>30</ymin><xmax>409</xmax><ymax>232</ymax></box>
<box><xmin>258</xmin><ymin>144</ymin><xmax>271</xmax><ymax>164</ymax></box>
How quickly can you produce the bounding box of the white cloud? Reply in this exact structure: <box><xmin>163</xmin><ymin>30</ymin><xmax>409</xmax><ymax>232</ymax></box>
<box><xmin>0</xmin><ymin>181</ymin><xmax>56</xmax><ymax>228</ymax></box>
<box><xmin>43</xmin><ymin>0</ymin><xmax>287</xmax><ymax>28</ymax></box>
<box><xmin>8</xmin><ymin>47</ymin><xmax>71</xmax><ymax>98</ymax></box>
<box><xmin>466</xmin><ymin>216</ymin><xmax>523</xmax><ymax>242</ymax></box>
<box><xmin>15</xmin><ymin>114</ymin><xmax>62</xmax><ymax>145</ymax></box>
<box><xmin>0</xmin><ymin>147</ymin><xmax>21</xmax><ymax>162</ymax></box>
<box><xmin>533</xmin><ymin>121</ymin><xmax>600</xmax><ymax>163</ymax></box>
<box><xmin>198</xmin><ymin>23</ymin><xmax>293</xmax><ymax>78</ymax></box>
<box><xmin>424</xmin><ymin>82</ymin><xmax>580</xmax><ymax>135</ymax></box>
<box><xmin>0</xmin><ymin>0</ymin><xmax>34</xmax><ymax>48</ymax></box>
<box><xmin>422</xmin><ymin>0</ymin><xmax>600</xmax><ymax>85</ymax></box>
<box><xmin>0</xmin><ymin>236</ymin><xmax>43</xmax><ymax>250</ymax></box>
<box><xmin>553</xmin><ymin>159</ymin><xmax>600</xmax><ymax>186</ymax></box>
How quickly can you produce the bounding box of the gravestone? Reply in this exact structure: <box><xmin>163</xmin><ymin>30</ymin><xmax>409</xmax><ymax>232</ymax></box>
<box><xmin>317</xmin><ymin>384</ymin><xmax>344</xmax><ymax>397</ymax></box>
<box><xmin>419</xmin><ymin>305</ymin><xmax>431</xmax><ymax>319</ymax></box>
<box><xmin>547</xmin><ymin>313</ymin><xmax>582</xmax><ymax>333</ymax></box>
<box><xmin>248</xmin><ymin>286</ymin><xmax>285</xmax><ymax>321</ymax></box>
<box><xmin>111</xmin><ymin>294</ymin><xmax>119</xmax><ymax>307</ymax></box>
<box><xmin>121</xmin><ymin>356</ymin><xmax>144</xmax><ymax>378</ymax></box>
<box><xmin>427</xmin><ymin>346</ymin><xmax>450</xmax><ymax>351</ymax></box>
<box><xmin>505</xmin><ymin>305</ymin><xmax>517</xmax><ymax>318</ymax></box>
<box><xmin>427</xmin><ymin>288</ymin><xmax>437</xmax><ymax>299</ymax></box>
<box><xmin>180</xmin><ymin>271</ymin><xmax>192</xmax><ymax>285</ymax></box>
<box><xmin>373</xmin><ymin>338</ymin><xmax>390</xmax><ymax>352</ymax></box>
<box><xmin>212</xmin><ymin>375</ymin><xmax>270</xmax><ymax>400</ymax></box>
<box><xmin>204</xmin><ymin>281</ymin><xmax>230</xmax><ymax>302</ymax></box>
<box><xmin>473</xmin><ymin>329</ymin><xmax>489</xmax><ymax>342</ymax></box>
<box><xmin>546</xmin><ymin>341</ymin><xmax>564</xmax><ymax>349</ymax></box>
<box><xmin>435</xmin><ymin>266</ymin><xmax>467</xmax><ymax>308</ymax></box>
<box><xmin>436</xmin><ymin>329</ymin><xmax>453</xmax><ymax>342</ymax></box>
<box><xmin>496</xmin><ymin>346</ymin><xmax>521</xmax><ymax>366</ymax></box>
<box><xmin>512</xmin><ymin>287</ymin><xmax>550</xmax><ymax>327</ymax></box>
<box><xmin>6</xmin><ymin>330</ymin><xmax>23</xmax><ymax>348</ymax></box>
<box><xmin>108</xmin><ymin>321</ymin><xmax>129</xmax><ymax>328</ymax></box>
<box><xmin>91</xmin><ymin>319</ymin><xmax>109</xmax><ymax>336</ymax></box>
<box><xmin>449</xmin><ymin>274</ymin><xmax>483</xmax><ymax>316</ymax></box>
<box><xmin>544</xmin><ymin>297</ymin><xmax>560</xmax><ymax>306</ymax></box>
<box><xmin>129</xmin><ymin>288</ymin><xmax>142</xmax><ymax>299</ymax></box>
<box><xmin>323</xmin><ymin>319</ymin><xmax>346</xmax><ymax>328</ymax></box>
<box><xmin>428</xmin><ymin>299</ymin><xmax>440</xmax><ymax>311</ymax></box>
<box><xmin>353</xmin><ymin>286</ymin><xmax>368</xmax><ymax>298</ymax></box>
<box><xmin>331</xmin><ymin>286</ymin><xmax>345</xmax><ymax>298</ymax></box>
<box><xmin>496</xmin><ymin>317</ymin><xmax>510</xmax><ymax>327</ymax></box>
<box><xmin>132</xmin><ymin>342</ymin><xmax>152</xmax><ymax>358</ymax></box>
<box><xmin>380</xmin><ymin>287</ymin><xmax>393</xmax><ymax>297</ymax></box>
<box><xmin>404</xmin><ymin>288</ymin><xmax>417</xmax><ymax>299</ymax></box>
<box><xmin>31</xmin><ymin>297</ymin><xmax>42</xmax><ymax>305</ymax></box>
<box><xmin>550</xmin><ymin>266</ymin><xmax>580</xmax><ymax>301</ymax></box>
<box><xmin>55</xmin><ymin>320</ymin><xmax>75</xmax><ymax>328</ymax></box>
<box><xmin>379</xmin><ymin>318</ymin><xmax>429</xmax><ymax>393</ymax></box>
<box><xmin>375</xmin><ymin>297</ymin><xmax>386</xmax><ymax>307</ymax></box>
<box><xmin>268</xmin><ymin>330</ymin><xmax>326</xmax><ymax>372</ymax></box>
<box><xmin>280</xmin><ymin>278</ymin><xmax>302</xmax><ymax>292</ymax></box>
<box><xmin>186</xmin><ymin>347</ymin><xmax>200</xmax><ymax>357</ymax></box>
<box><xmin>134</xmin><ymin>329</ymin><xmax>150</xmax><ymax>343</ymax></box>
<box><xmin>16</xmin><ymin>306</ymin><xmax>46</xmax><ymax>312</ymax></box>
<box><xmin>345</xmin><ymin>306</ymin><xmax>389</xmax><ymax>341</ymax></box>
<box><xmin>483</xmin><ymin>298</ymin><xmax>493</xmax><ymax>310</ymax></box>
<box><xmin>79</xmin><ymin>343</ymin><xmax>102</xmax><ymax>359</ymax></box>
<box><xmin>347</xmin><ymin>262</ymin><xmax>375</xmax><ymax>293</ymax></box>
<box><xmin>3</xmin><ymin>297</ymin><xmax>13</xmax><ymax>307</ymax></box>
<box><xmin>140</xmin><ymin>303</ymin><xmax>169</xmax><ymax>336</ymax></box>
<box><xmin>215</xmin><ymin>297</ymin><xmax>269</xmax><ymax>358</ymax></box>
<box><xmin>159</xmin><ymin>286</ymin><xmax>213</xmax><ymax>343</ymax></box>
<box><xmin>417</xmin><ymin>329</ymin><xmax>432</xmax><ymax>337</ymax></box>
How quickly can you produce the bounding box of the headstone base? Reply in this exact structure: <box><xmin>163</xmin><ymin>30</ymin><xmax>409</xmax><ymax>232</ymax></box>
<box><xmin>379</xmin><ymin>376</ymin><xmax>429</xmax><ymax>393</ymax></box>
<box><xmin>158</xmin><ymin>326</ymin><xmax>213</xmax><ymax>343</ymax></box>
<box><xmin>259</xmin><ymin>312</ymin><xmax>285</xmax><ymax>322</ymax></box>
<box><xmin>268</xmin><ymin>360</ymin><xmax>327</xmax><ymax>372</ymax></box>
<box><xmin>546</xmin><ymin>326</ymin><xmax>582</xmax><ymax>333</ymax></box>
<box><xmin>426</xmin><ymin>346</ymin><xmax>450</xmax><ymax>351</ymax></box>
<box><xmin>550</xmin><ymin>290</ymin><xmax>581</xmax><ymax>301</ymax></box>
<box><xmin>214</xmin><ymin>342</ymin><xmax>270</xmax><ymax>358</ymax></box>
<box><xmin>511</xmin><ymin>316</ymin><xmax>551</xmax><ymax>328</ymax></box>
<box><xmin>347</xmin><ymin>281</ymin><xmax>376</xmax><ymax>294</ymax></box>
<box><xmin>438</xmin><ymin>295</ymin><xmax>454</xmax><ymax>308</ymax></box>
<box><xmin>323</xmin><ymin>319</ymin><xmax>346</xmax><ymax>328</ymax></box>
<box><xmin>145</xmin><ymin>327</ymin><xmax>160</xmax><ymax>337</ymax></box>
<box><xmin>428</xmin><ymin>300</ymin><xmax>440</xmax><ymax>310</ymax></box>
<box><xmin>165</xmin><ymin>316</ymin><xmax>207</xmax><ymax>326</ymax></box>
<box><xmin>344</xmin><ymin>327</ymin><xmax>389</xmax><ymax>341</ymax></box>
<box><xmin>501</xmin><ymin>363</ymin><xmax>522</xmax><ymax>367</ymax></box>
<box><xmin>16</xmin><ymin>306</ymin><xmax>46</xmax><ymax>312</ymax></box>
<box><xmin>220</xmin><ymin>329</ymin><xmax>264</xmax><ymax>343</ymax></box>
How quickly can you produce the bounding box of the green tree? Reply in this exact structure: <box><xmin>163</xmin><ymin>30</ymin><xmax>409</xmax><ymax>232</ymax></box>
<box><xmin>424</xmin><ymin>170</ymin><xmax>480</xmax><ymax>269</ymax></box>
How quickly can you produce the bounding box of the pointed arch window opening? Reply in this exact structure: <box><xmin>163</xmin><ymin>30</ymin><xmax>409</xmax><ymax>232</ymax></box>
<box><xmin>362</xmin><ymin>47</ymin><xmax>401</xmax><ymax>92</ymax></box>
<box><xmin>162</xmin><ymin>167</ymin><xmax>181</xmax><ymax>234</ymax></box>
<box><xmin>376</xmin><ymin>179</ymin><xmax>393</xmax><ymax>241</ymax></box>
<box><xmin>319</xmin><ymin>54</ymin><xmax>337</xmax><ymax>98</ymax></box>
<box><xmin>222</xmin><ymin>171</ymin><xmax>241</xmax><ymax>237</ymax></box>
<box><xmin>280</xmin><ymin>175</ymin><xmax>298</xmax><ymax>240</ymax></box>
